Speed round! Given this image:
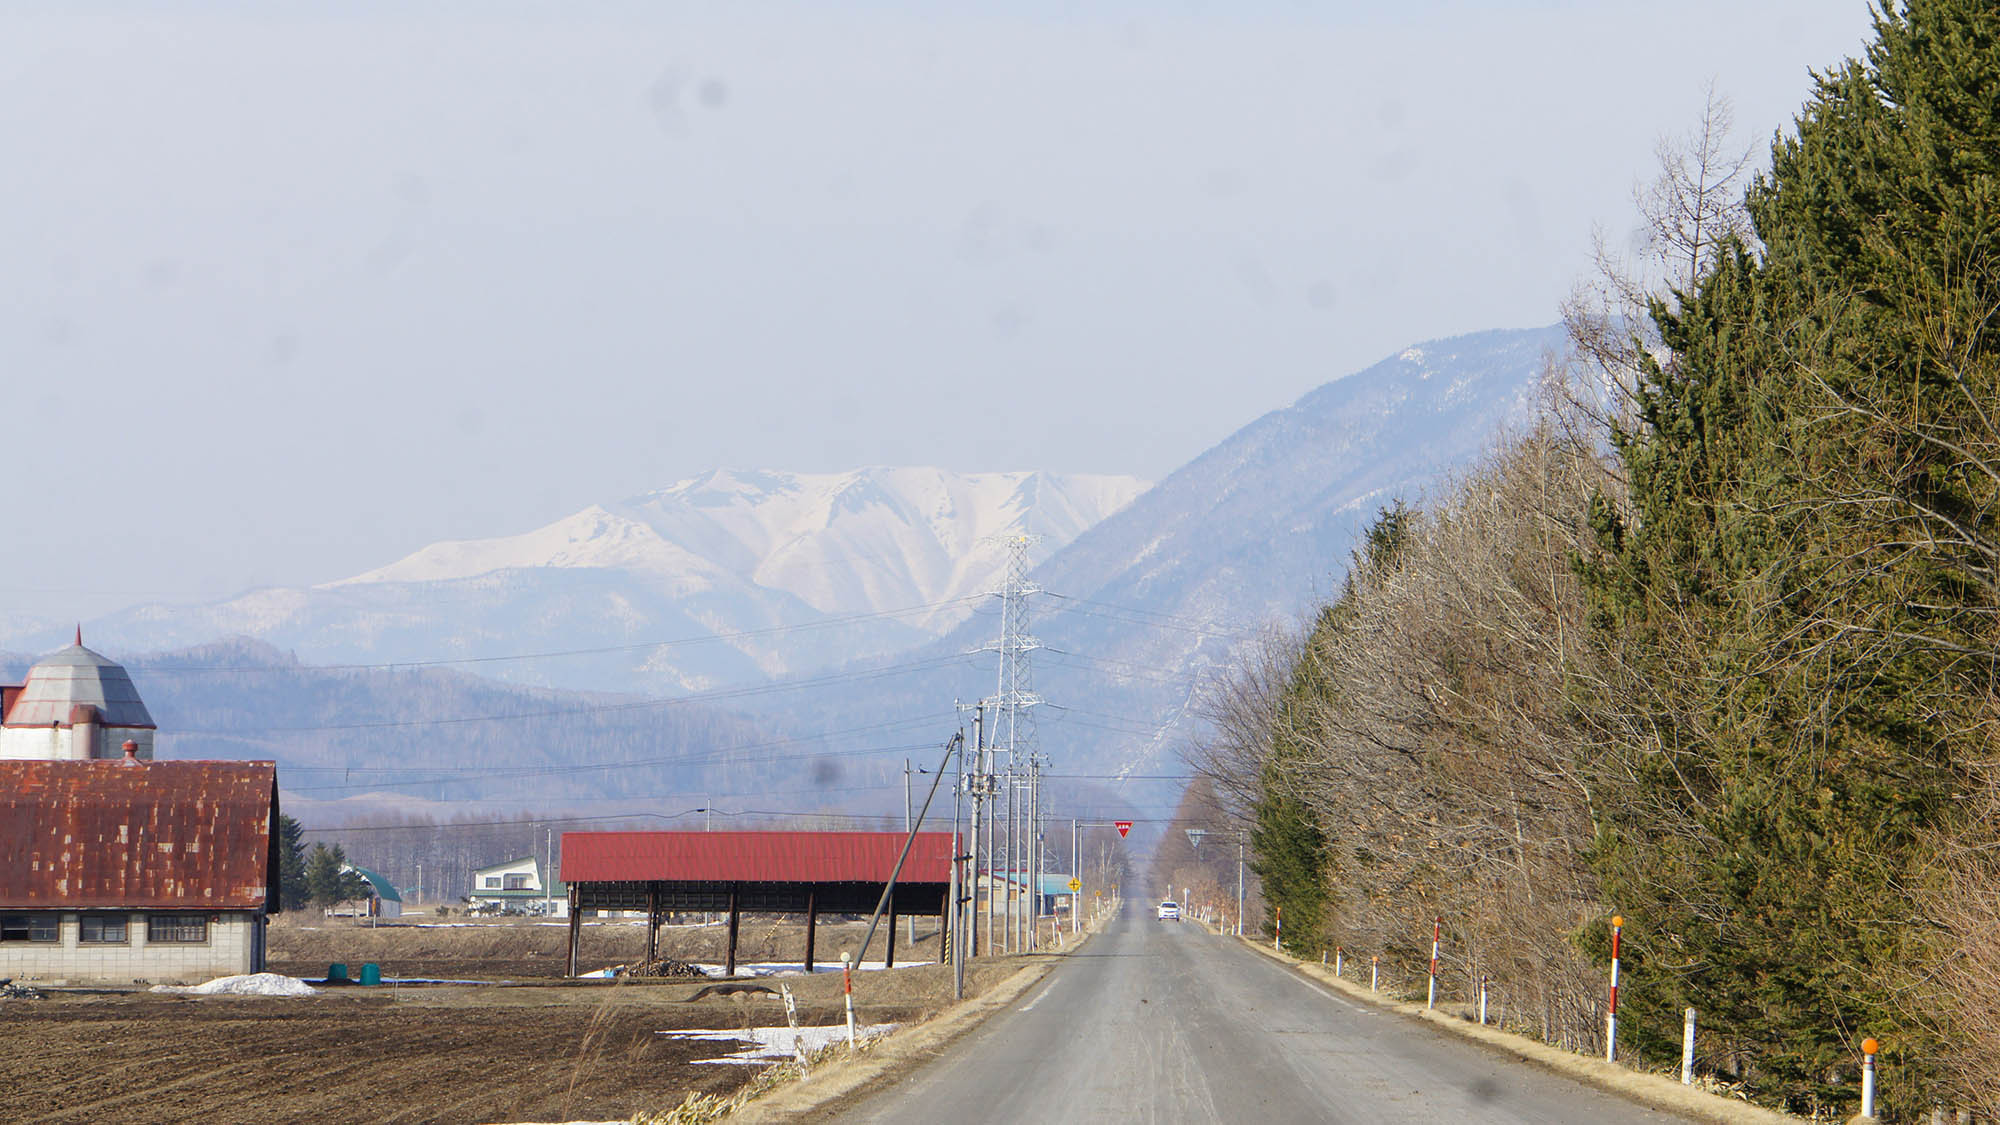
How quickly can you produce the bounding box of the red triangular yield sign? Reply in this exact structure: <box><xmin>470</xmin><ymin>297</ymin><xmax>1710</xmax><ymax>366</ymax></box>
<box><xmin>1114</xmin><ymin>821</ymin><xmax>1132</xmax><ymax>838</ymax></box>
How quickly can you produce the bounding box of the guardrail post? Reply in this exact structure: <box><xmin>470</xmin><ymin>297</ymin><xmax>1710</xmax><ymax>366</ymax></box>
<box><xmin>1682</xmin><ymin>1007</ymin><xmax>1696</xmax><ymax>1085</ymax></box>
<box><xmin>1427</xmin><ymin>917</ymin><xmax>1441</xmax><ymax>1010</ymax></box>
<box><xmin>1334</xmin><ymin>947</ymin><xmax>1342</xmax><ymax>977</ymax></box>
<box><xmin>1478</xmin><ymin>975</ymin><xmax>1489</xmax><ymax>1025</ymax></box>
<box><xmin>1370</xmin><ymin>955</ymin><xmax>1378</xmax><ymax>992</ymax></box>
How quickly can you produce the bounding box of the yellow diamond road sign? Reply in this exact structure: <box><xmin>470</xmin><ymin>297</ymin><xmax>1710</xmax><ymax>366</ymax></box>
<box><xmin>1067</xmin><ymin>878</ymin><xmax>1082</xmax><ymax>892</ymax></box>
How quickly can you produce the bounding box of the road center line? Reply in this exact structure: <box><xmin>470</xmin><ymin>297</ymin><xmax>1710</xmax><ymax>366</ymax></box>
<box><xmin>1019</xmin><ymin>980</ymin><xmax>1058</xmax><ymax>1012</ymax></box>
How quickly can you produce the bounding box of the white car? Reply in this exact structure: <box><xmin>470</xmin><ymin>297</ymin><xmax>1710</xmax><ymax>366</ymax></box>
<box><xmin>1157</xmin><ymin>900</ymin><xmax>1181</xmax><ymax>921</ymax></box>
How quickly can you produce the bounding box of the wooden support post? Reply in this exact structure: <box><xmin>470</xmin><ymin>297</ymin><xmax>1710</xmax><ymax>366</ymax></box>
<box><xmin>647</xmin><ymin>885</ymin><xmax>660</xmax><ymax>965</ymax></box>
<box><xmin>804</xmin><ymin>887</ymin><xmax>818</xmax><ymax>974</ymax></box>
<box><xmin>886</xmin><ymin>895</ymin><xmax>898</xmax><ymax>969</ymax></box>
<box><xmin>566</xmin><ymin>885</ymin><xmax>581</xmax><ymax>978</ymax></box>
<box><xmin>725</xmin><ymin>884</ymin><xmax>741</xmax><ymax>978</ymax></box>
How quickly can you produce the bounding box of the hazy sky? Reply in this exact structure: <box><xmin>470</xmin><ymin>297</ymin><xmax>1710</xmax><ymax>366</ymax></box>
<box><xmin>4</xmin><ymin>1</ymin><xmax>1877</xmax><ymax>618</ymax></box>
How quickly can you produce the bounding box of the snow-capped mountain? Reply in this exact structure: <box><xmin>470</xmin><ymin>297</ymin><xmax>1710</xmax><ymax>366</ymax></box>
<box><xmin>340</xmin><ymin>468</ymin><xmax>1144</xmax><ymax>632</ymax></box>
<box><xmin>35</xmin><ymin>469</ymin><xmax>1146</xmax><ymax>693</ymax></box>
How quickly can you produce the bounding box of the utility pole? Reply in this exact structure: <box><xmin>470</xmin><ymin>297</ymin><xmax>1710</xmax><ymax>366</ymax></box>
<box><xmin>973</xmin><ymin>705</ymin><xmax>990</xmax><ymax>959</ymax></box>
<box><xmin>1005</xmin><ymin>760</ymin><xmax>1017</xmax><ymax>953</ymax></box>
<box><xmin>904</xmin><ymin>759</ymin><xmax>915</xmax><ymax>946</ymax></box>
<box><xmin>1028</xmin><ymin>755</ymin><xmax>1041</xmax><ymax>950</ymax></box>
<box><xmin>984</xmin><ymin>745</ymin><xmax>996</xmax><ymax>956</ymax></box>
<box><xmin>1236</xmin><ymin>834</ymin><xmax>1246</xmax><ymax>938</ymax></box>
<box><xmin>960</xmin><ymin>704</ymin><xmax>976</xmax><ymax>992</ymax></box>
<box><xmin>1071</xmin><ymin>818</ymin><xmax>1080</xmax><ymax>935</ymax></box>
<box><xmin>544</xmin><ymin>827</ymin><xmax>553</xmax><ymax>916</ymax></box>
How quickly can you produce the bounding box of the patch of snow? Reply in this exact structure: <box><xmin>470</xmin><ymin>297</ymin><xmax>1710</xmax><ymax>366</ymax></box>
<box><xmin>151</xmin><ymin>972</ymin><xmax>318</xmax><ymax>997</ymax></box>
<box><xmin>656</xmin><ymin>1023</ymin><xmax>898</xmax><ymax>1065</ymax></box>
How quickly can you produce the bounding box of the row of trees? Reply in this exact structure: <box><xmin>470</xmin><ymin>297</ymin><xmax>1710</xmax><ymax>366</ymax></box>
<box><xmin>275</xmin><ymin>815</ymin><xmax>374</xmax><ymax>910</ymax></box>
<box><xmin>1201</xmin><ymin>2</ymin><xmax>2000</xmax><ymax>1118</ymax></box>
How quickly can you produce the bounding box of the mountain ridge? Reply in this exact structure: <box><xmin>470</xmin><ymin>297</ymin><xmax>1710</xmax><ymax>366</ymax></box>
<box><xmin>11</xmin><ymin>467</ymin><xmax>1147</xmax><ymax>693</ymax></box>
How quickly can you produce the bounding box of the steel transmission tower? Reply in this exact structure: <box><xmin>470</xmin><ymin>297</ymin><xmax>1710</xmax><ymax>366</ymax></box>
<box><xmin>984</xmin><ymin>535</ymin><xmax>1043</xmax><ymax>951</ymax></box>
<box><xmin>987</xmin><ymin>535</ymin><xmax>1043</xmax><ymax>761</ymax></box>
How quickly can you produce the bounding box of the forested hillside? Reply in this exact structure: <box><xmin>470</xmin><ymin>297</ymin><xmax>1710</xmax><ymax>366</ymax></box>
<box><xmin>1199</xmin><ymin>3</ymin><xmax>2000</xmax><ymax>1118</ymax></box>
<box><xmin>0</xmin><ymin>638</ymin><xmax>860</xmax><ymax>814</ymax></box>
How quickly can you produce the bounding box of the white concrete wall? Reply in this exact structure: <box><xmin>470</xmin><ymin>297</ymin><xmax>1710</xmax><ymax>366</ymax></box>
<box><xmin>0</xmin><ymin>911</ymin><xmax>262</xmax><ymax>985</ymax></box>
<box><xmin>0</xmin><ymin>725</ymin><xmax>154</xmax><ymax>761</ymax></box>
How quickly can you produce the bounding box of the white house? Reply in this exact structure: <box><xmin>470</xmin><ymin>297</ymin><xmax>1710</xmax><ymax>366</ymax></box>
<box><xmin>468</xmin><ymin>857</ymin><xmax>565</xmax><ymax>916</ymax></box>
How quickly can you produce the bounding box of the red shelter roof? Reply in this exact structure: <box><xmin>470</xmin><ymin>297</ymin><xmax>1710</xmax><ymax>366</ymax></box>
<box><xmin>0</xmin><ymin>759</ymin><xmax>280</xmax><ymax>911</ymax></box>
<box><xmin>561</xmin><ymin>830</ymin><xmax>953</xmax><ymax>885</ymax></box>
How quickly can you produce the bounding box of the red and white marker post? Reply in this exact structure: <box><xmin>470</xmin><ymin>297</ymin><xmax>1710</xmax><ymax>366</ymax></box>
<box><xmin>1274</xmin><ymin>905</ymin><xmax>1282</xmax><ymax>951</ymax></box>
<box><xmin>1860</xmin><ymin>1038</ymin><xmax>1879</xmax><ymax>1119</ymax></box>
<box><xmin>1427</xmin><ymin>917</ymin><xmax>1441</xmax><ymax>1010</ymax></box>
<box><xmin>1606</xmin><ymin>915</ymin><xmax>1624</xmax><ymax>1062</ymax></box>
<box><xmin>842</xmin><ymin>952</ymin><xmax>857</xmax><ymax>1048</ymax></box>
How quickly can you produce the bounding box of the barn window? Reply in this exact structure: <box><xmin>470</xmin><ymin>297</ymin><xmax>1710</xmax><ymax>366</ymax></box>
<box><xmin>147</xmin><ymin>915</ymin><xmax>208</xmax><ymax>943</ymax></box>
<box><xmin>484</xmin><ymin>877</ymin><xmax>501</xmax><ymax>888</ymax></box>
<box><xmin>0</xmin><ymin>914</ymin><xmax>57</xmax><ymax>942</ymax></box>
<box><xmin>504</xmin><ymin>874</ymin><xmax>529</xmax><ymax>890</ymax></box>
<box><xmin>80</xmin><ymin>915</ymin><xmax>128</xmax><ymax>943</ymax></box>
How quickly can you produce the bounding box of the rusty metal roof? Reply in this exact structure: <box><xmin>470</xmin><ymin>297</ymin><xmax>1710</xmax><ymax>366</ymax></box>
<box><xmin>2</xmin><ymin>642</ymin><xmax>155</xmax><ymax>729</ymax></box>
<box><xmin>0</xmin><ymin>760</ymin><xmax>279</xmax><ymax>910</ymax></box>
<box><xmin>560</xmin><ymin>830</ymin><xmax>953</xmax><ymax>885</ymax></box>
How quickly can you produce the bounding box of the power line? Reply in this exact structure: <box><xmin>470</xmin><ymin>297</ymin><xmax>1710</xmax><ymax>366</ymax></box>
<box><xmin>130</xmin><ymin>594</ymin><xmax>988</xmax><ymax>675</ymax></box>
<box><xmin>171</xmin><ymin>651</ymin><xmax>982</xmax><ymax>734</ymax></box>
<box><xmin>1040</xmin><ymin>592</ymin><xmax>1262</xmax><ymax>640</ymax></box>
<box><xmin>277</xmin><ymin>713</ymin><xmax>946</xmax><ymax>777</ymax></box>
<box><xmin>284</xmin><ymin>739</ymin><xmax>944</xmax><ymax>794</ymax></box>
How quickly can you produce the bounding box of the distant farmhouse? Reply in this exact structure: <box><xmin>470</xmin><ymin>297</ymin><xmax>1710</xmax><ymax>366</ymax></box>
<box><xmin>469</xmin><ymin>856</ymin><xmax>565</xmax><ymax>915</ymax></box>
<box><xmin>0</xmin><ymin>636</ymin><xmax>281</xmax><ymax>984</ymax></box>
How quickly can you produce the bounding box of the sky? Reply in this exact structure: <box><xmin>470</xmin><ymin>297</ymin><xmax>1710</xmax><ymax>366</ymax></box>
<box><xmin>3</xmin><ymin>1</ymin><xmax>1879</xmax><ymax>619</ymax></box>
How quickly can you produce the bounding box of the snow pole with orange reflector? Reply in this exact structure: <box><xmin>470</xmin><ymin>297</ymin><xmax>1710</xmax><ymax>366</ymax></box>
<box><xmin>1861</xmin><ymin>1038</ymin><xmax>1879</xmax><ymax>1118</ymax></box>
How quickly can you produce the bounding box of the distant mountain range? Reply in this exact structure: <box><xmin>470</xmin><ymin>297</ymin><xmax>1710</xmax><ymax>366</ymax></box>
<box><xmin>4</xmin><ymin>325</ymin><xmax>1565</xmax><ymax>821</ymax></box>
<box><xmin>766</xmin><ymin>325</ymin><xmax>1566</xmax><ymax>791</ymax></box>
<box><xmin>7</xmin><ymin>468</ymin><xmax>1146</xmax><ymax>694</ymax></box>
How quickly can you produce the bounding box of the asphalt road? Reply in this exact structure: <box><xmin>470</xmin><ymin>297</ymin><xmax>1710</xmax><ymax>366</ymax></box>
<box><xmin>828</xmin><ymin>904</ymin><xmax>1698</xmax><ymax>1124</ymax></box>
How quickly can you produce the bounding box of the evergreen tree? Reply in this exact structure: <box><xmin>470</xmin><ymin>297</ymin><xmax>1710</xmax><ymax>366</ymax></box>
<box><xmin>1579</xmin><ymin>2</ymin><xmax>2000</xmax><ymax>1112</ymax></box>
<box><xmin>275</xmin><ymin>814</ymin><xmax>308</xmax><ymax>912</ymax></box>
<box><xmin>303</xmin><ymin>843</ymin><xmax>372</xmax><ymax>907</ymax></box>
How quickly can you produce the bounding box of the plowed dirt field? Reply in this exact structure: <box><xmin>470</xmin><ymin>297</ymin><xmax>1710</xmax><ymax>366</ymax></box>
<box><xmin>0</xmin><ymin>916</ymin><xmax>1009</xmax><ymax>1124</ymax></box>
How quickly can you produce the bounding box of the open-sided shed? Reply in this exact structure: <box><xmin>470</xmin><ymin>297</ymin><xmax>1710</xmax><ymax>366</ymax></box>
<box><xmin>558</xmin><ymin>830</ymin><xmax>953</xmax><ymax>977</ymax></box>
